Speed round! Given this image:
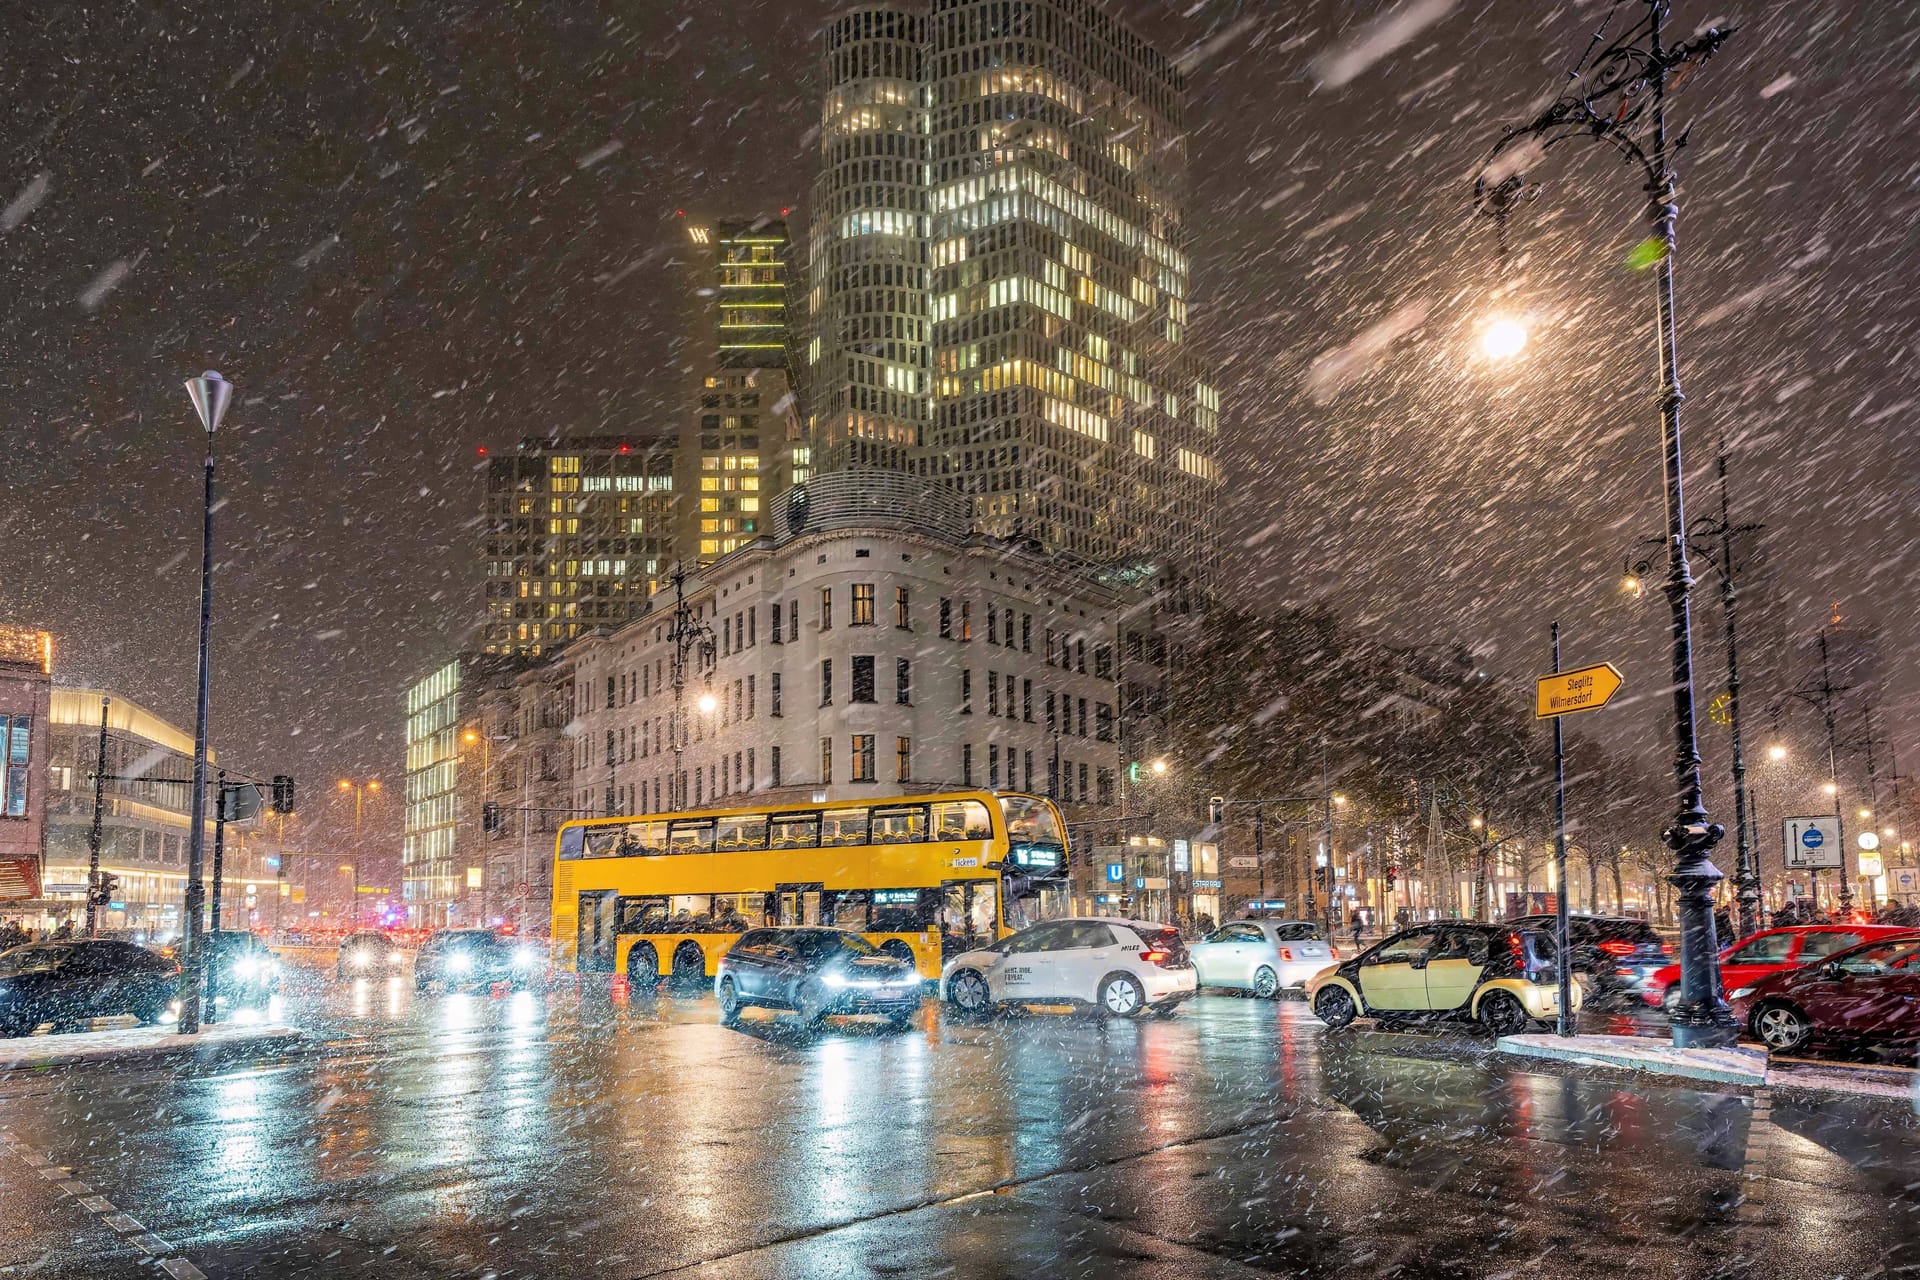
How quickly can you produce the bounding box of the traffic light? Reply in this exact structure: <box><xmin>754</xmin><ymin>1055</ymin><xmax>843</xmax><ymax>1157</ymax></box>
<box><xmin>270</xmin><ymin>775</ymin><xmax>296</xmax><ymax>814</ymax></box>
<box><xmin>1385</xmin><ymin>866</ymin><xmax>1398</xmax><ymax>891</ymax></box>
<box><xmin>89</xmin><ymin>873</ymin><xmax>120</xmax><ymax>906</ymax></box>
<box><xmin>1208</xmin><ymin>796</ymin><xmax>1225</xmax><ymax>825</ymax></box>
<box><xmin>482</xmin><ymin>801</ymin><xmax>502</xmax><ymax>834</ymax></box>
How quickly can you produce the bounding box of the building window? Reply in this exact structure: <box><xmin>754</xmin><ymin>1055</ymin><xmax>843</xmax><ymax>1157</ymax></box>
<box><xmin>1005</xmin><ymin>674</ymin><xmax>1016</xmax><ymax>720</ymax></box>
<box><xmin>1022</xmin><ymin>749</ymin><xmax>1034</xmax><ymax>792</ymax></box>
<box><xmin>1021</xmin><ymin>614</ymin><xmax>1032</xmax><ymax>652</ymax></box>
<box><xmin>1078</xmin><ymin>698</ymin><xmax>1089</xmax><ymax>738</ymax></box>
<box><xmin>1048</xmin><ymin>754</ymin><xmax>1060</xmax><ymax>799</ymax></box>
<box><xmin>1096</xmin><ymin>702</ymin><xmax>1113</xmax><ymax>742</ymax></box>
<box><xmin>895</xmin><ymin>658</ymin><xmax>912</xmax><ymax>705</ymax></box>
<box><xmin>1046</xmin><ymin>691</ymin><xmax>1057</xmax><ymax>733</ymax></box>
<box><xmin>851</xmin><ymin>734</ymin><xmax>876</xmax><ymax>782</ymax></box>
<box><xmin>747</xmin><ymin>674</ymin><xmax>756</xmax><ymax>719</ymax></box>
<box><xmin>939</xmin><ymin>598</ymin><xmax>953</xmax><ymax>638</ymax></box>
<box><xmin>820</xmin><ymin>660</ymin><xmax>834</xmax><ymax>706</ymax></box>
<box><xmin>1095</xmin><ymin>644</ymin><xmax>1114</xmax><ymax>679</ymax></box>
<box><xmin>1045</xmin><ymin>628</ymin><xmax>1056</xmax><ymax>667</ymax></box>
<box><xmin>851</xmin><ymin>583</ymin><xmax>876</xmax><ymax>626</ymax></box>
<box><xmin>988</xmin><ymin>743</ymin><xmax>1000</xmax><ymax>788</ymax></box>
<box><xmin>0</xmin><ymin>715</ymin><xmax>31</xmax><ymax>819</ymax></box>
<box><xmin>820</xmin><ymin>736</ymin><xmax>832</xmax><ymax>784</ymax></box>
<box><xmin>962</xmin><ymin>743</ymin><xmax>974</xmax><ymax>787</ymax></box>
<box><xmin>820</xmin><ymin>586</ymin><xmax>833</xmax><ymax>629</ymax></box>
<box><xmin>789</xmin><ymin>598</ymin><xmax>799</xmax><ymax>640</ymax></box>
<box><xmin>770</xmin><ymin>745</ymin><xmax>782</xmax><ymax>788</ymax></box>
<box><xmin>895</xmin><ymin>586</ymin><xmax>911</xmax><ymax>629</ymax></box>
<box><xmin>961</xmin><ymin>601</ymin><xmax>973</xmax><ymax>641</ymax></box>
<box><xmin>771</xmin><ymin>601</ymin><xmax>784</xmax><ymax>643</ymax></box>
<box><xmin>987</xmin><ymin>671</ymin><xmax>999</xmax><ymax>717</ymax></box>
<box><xmin>1079</xmin><ymin>762</ymin><xmax>1090</xmax><ymax>800</ymax></box>
<box><xmin>1002</xmin><ymin>610</ymin><xmax>1014</xmax><ymax>648</ymax></box>
<box><xmin>987</xmin><ymin>609</ymin><xmax>997</xmax><ymax>645</ymax></box>
<box><xmin>895</xmin><ymin>736</ymin><xmax>911</xmax><ymax>782</ymax></box>
<box><xmin>851</xmin><ymin>655</ymin><xmax>876</xmax><ymax>703</ymax></box>
<box><xmin>960</xmin><ymin>669</ymin><xmax>972</xmax><ymax>714</ymax></box>
<box><xmin>771</xmin><ymin>672</ymin><xmax>783</xmax><ymax>717</ymax></box>
<box><xmin>1022</xmin><ymin>679</ymin><xmax>1033</xmax><ymax>723</ymax></box>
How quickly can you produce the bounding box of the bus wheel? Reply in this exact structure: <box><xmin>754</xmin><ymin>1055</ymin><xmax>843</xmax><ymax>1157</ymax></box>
<box><xmin>878</xmin><ymin>939</ymin><xmax>915</xmax><ymax>966</ymax></box>
<box><xmin>625</xmin><ymin>945</ymin><xmax>660</xmax><ymax>990</ymax></box>
<box><xmin>671</xmin><ymin>944</ymin><xmax>707</xmax><ymax>992</ymax></box>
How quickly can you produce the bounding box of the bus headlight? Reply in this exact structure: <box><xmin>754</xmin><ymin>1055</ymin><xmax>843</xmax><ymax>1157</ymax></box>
<box><xmin>512</xmin><ymin>948</ymin><xmax>543</xmax><ymax>969</ymax></box>
<box><xmin>233</xmin><ymin>957</ymin><xmax>263</xmax><ymax>981</ymax></box>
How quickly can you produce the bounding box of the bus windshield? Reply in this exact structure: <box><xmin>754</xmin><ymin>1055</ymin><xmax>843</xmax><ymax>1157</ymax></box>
<box><xmin>999</xmin><ymin>795</ymin><xmax>1064</xmax><ymax>849</ymax></box>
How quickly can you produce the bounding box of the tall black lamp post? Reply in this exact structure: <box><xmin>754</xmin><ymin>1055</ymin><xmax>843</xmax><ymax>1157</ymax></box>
<box><xmin>665</xmin><ymin>564</ymin><xmax>717</xmax><ymax>810</ymax></box>
<box><xmin>179</xmin><ymin>370</ymin><xmax>232</xmax><ymax>1035</ymax></box>
<box><xmin>1474</xmin><ymin>2</ymin><xmax>1737</xmax><ymax>1047</ymax></box>
<box><xmin>1626</xmin><ymin>440</ymin><xmax>1765</xmax><ymax>939</ymax></box>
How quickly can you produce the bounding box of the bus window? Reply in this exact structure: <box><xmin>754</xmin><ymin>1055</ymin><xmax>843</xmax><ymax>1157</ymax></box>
<box><xmin>716</xmin><ymin>813</ymin><xmax>768</xmax><ymax>850</ymax></box>
<box><xmin>999</xmin><ymin>796</ymin><xmax>1063</xmax><ymax>847</ymax></box>
<box><xmin>871</xmin><ymin>888</ymin><xmax>930</xmax><ymax>932</ymax></box>
<box><xmin>821</xmin><ymin>809</ymin><xmax>869</xmax><ymax>846</ymax></box>
<box><xmin>870</xmin><ymin>805</ymin><xmax>928</xmax><ymax>843</ymax></box>
<box><xmin>826</xmin><ymin>889</ymin><xmax>869</xmax><ymax>928</ymax></box>
<box><xmin>775</xmin><ymin>884</ymin><xmax>825</xmax><ymax>926</ymax></box>
<box><xmin>769</xmin><ymin>812</ymin><xmax>820</xmax><ymax>849</ymax></box>
<box><xmin>933</xmin><ymin>799</ymin><xmax>994</xmax><ymax>840</ymax></box>
<box><xmin>668</xmin><ymin>818</ymin><xmax>716</xmax><ymax>853</ymax></box>
<box><xmin>559</xmin><ymin>827</ymin><xmax>587</xmax><ymax>860</ymax></box>
<box><xmin>616</xmin><ymin>895</ymin><xmax>669</xmax><ymax>933</ymax></box>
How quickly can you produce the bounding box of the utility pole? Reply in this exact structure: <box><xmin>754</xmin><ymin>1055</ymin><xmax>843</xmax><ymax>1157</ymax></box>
<box><xmin>84</xmin><ymin>697</ymin><xmax>109</xmax><ymax>935</ymax></box>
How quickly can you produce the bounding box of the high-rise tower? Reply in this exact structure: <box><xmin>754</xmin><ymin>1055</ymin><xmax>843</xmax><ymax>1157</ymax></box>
<box><xmin>805</xmin><ymin>0</ymin><xmax>1223</xmax><ymax>591</ymax></box>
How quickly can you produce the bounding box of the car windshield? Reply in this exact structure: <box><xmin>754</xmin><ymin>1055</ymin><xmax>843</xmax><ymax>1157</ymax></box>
<box><xmin>0</xmin><ymin>945</ymin><xmax>69</xmax><ymax>976</ymax></box>
<box><xmin>1271</xmin><ymin>922</ymin><xmax>1325</xmax><ymax>942</ymax></box>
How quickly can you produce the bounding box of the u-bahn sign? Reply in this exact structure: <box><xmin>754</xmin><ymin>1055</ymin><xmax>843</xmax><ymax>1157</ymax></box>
<box><xmin>1535</xmin><ymin>662</ymin><xmax>1624</xmax><ymax>719</ymax></box>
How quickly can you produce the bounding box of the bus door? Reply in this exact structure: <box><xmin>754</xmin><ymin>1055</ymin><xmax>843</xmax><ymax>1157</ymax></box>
<box><xmin>577</xmin><ymin>890</ymin><xmax>618</xmax><ymax>973</ymax></box>
<box><xmin>773</xmin><ymin>883</ymin><xmax>825</xmax><ymax>926</ymax></box>
<box><xmin>939</xmin><ymin>880</ymin><xmax>999</xmax><ymax>959</ymax></box>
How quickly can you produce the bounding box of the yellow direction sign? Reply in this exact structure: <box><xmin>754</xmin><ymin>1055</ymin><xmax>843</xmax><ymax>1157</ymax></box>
<box><xmin>1535</xmin><ymin>662</ymin><xmax>1624</xmax><ymax>719</ymax></box>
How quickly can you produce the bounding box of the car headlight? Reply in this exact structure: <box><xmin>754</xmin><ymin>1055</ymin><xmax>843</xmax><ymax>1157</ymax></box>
<box><xmin>1729</xmin><ymin>986</ymin><xmax>1755</xmax><ymax>999</ymax></box>
<box><xmin>387</xmin><ymin>951</ymin><xmax>404</xmax><ymax>968</ymax></box>
<box><xmin>511</xmin><ymin>948</ymin><xmax>542</xmax><ymax>969</ymax></box>
<box><xmin>233</xmin><ymin>957</ymin><xmax>263</xmax><ymax>980</ymax></box>
<box><xmin>352</xmin><ymin>951</ymin><xmax>370</xmax><ymax>969</ymax></box>
<box><xmin>446</xmin><ymin>953</ymin><xmax>473</xmax><ymax>976</ymax></box>
<box><xmin>823</xmin><ymin>971</ymin><xmax>850</xmax><ymax>988</ymax></box>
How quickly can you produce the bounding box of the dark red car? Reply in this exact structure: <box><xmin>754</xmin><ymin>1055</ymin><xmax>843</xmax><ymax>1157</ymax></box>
<box><xmin>1731</xmin><ymin>932</ymin><xmax>1920</xmax><ymax>1052</ymax></box>
<box><xmin>1642</xmin><ymin>924</ymin><xmax>1914</xmax><ymax>1010</ymax></box>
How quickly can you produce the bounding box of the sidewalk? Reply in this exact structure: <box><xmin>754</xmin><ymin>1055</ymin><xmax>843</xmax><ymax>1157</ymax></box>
<box><xmin>0</xmin><ymin>1021</ymin><xmax>300</xmax><ymax>1071</ymax></box>
<box><xmin>1498</xmin><ymin>1032</ymin><xmax>1919</xmax><ymax>1102</ymax></box>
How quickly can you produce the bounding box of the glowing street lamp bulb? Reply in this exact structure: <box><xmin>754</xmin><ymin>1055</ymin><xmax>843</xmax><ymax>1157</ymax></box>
<box><xmin>337</xmin><ymin>779</ymin><xmax>352</xmax><ymax>791</ymax></box>
<box><xmin>1333</xmin><ymin>793</ymin><xmax>1350</xmax><ymax>808</ymax></box>
<box><xmin>1823</xmin><ymin>782</ymin><xmax>1838</xmax><ymax>795</ymax></box>
<box><xmin>696</xmin><ymin>692</ymin><xmax>718</xmax><ymax>714</ymax></box>
<box><xmin>1767</xmin><ymin>745</ymin><xmax>1787</xmax><ymax>762</ymax></box>
<box><xmin>1481</xmin><ymin>317</ymin><xmax>1528</xmax><ymax>359</ymax></box>
<box><xmin>1620</xmin><ymin>574</ymin><xmax>1645</xmax><ymax>599</ymax></box>
<box><xmin>1150</xmin><ymin>758</ymin><xmax>1169</xmax><ymax>776</ymax></box>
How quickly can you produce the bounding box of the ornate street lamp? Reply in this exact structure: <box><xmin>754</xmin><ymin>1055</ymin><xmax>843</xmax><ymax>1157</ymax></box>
<box><xmin>1473</xmin><ymin>3</ymin><xmax>1738</xmax><ymax>1047</ymax></box>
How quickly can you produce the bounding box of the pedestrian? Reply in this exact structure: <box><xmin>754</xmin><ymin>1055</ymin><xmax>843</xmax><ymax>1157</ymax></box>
<box><xmin>1350</xmin><ymin>913</ymin><xmax>1363</xmax><ymax>951</ymax></box>
<box><xmin>1192</xmin><ymin>912</ymin><xmax>1215</xmax><ymax>939</ymax></box>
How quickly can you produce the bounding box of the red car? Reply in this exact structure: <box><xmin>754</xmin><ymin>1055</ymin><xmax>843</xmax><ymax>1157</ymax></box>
<box><xmin>1732</xmin><ymin>932</ymin><xmax>1920</xmax><ymax>1052</ymax></box>
<box><xmin>1643</xmin><ymin>924</ymin><xmax>1915</xmax><ymax>1010</ymax></box>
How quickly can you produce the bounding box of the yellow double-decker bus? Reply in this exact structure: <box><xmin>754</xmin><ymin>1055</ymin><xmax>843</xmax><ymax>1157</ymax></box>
<box><xmin>552</xmin><ymin>790</ymin><xmax>1070</xmax><ymax>985</ymax></box>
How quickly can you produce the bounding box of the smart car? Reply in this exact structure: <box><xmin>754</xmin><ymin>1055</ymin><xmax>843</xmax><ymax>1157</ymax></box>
<box><xmin>1306</xmin><ymin>922</ymin><xmax>1577</xmax><ymax>1036</ymax></box>
<box><xmin>940</xmin><ymin>917</ymin><xmax>1196</xmax><ymax>1018</ymax></box>
<box><xmin>715</xmin><ymin>927</ymin><xmax>921</xmax><ymax>1028</ymax></box>
<box><xmin>1189</xmin><ymin>918</ymin><xmax>1338</xmax><ymax>996</ymax></box>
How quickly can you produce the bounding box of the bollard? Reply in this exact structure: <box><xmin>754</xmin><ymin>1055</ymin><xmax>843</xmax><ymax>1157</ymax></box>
<box><xmin>611</xmin><ymin>974</ymin><xmax>630</xmax><ymax>1004</ymax></box>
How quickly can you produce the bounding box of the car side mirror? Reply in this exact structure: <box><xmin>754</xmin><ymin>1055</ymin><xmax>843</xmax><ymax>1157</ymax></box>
<box><xmin>1822</xmin><ymin>961</ymin><xmax>1845</xmax><ymax>980</ymax></box>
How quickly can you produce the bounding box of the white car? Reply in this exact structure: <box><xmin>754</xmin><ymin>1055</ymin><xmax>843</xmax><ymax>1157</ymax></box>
<box><xmin>940</xmin><ymin>917</ymin><xmax>1197</xmax><ymax>1017</ymax></box>
<box><xmin>1189</xmin><ymin>919</ymin><xmax>1339</xmax><ymax>997</ymax></box>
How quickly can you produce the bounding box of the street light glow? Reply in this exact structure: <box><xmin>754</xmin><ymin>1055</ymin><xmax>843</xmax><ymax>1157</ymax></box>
<box><xmin>1150</xmin><ymin>758</ymin><xmax>1169</xmax><ymax>776</ymax></box>
<box><xmin>1767</xmin><ymin>744</ymin><xmax>1787</xmax><ymax>762</ymax></box>
<box><xmin>697</xmin><ymin>691</ymin><xmax>718</xmax><ymax>714</ymax></box>
<box><xmin>1481</xmin><ymin>317</ymin><xmax>1528</xmax><ymax>359</ymax></box>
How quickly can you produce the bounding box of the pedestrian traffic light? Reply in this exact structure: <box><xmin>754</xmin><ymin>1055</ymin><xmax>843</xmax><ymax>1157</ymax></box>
<box><xmin>482</xmin><ymin>800</ymin><xmax>502</xmax><ymax>834</ymax></box>
<box><xmin>1208</xmin><ymin>796</ymin><xmax>1225</xmax><ymax>825</ymax></box>
<box><xmin>89</xmin><ymin>873</ymin><xmax>120</xmax><ymax>906</ymax></box>
<box><xmin>1385</xmin><ymin>866</ymin><xmax>1398</xmax><ymax>891</ymax></box>
<box><xmin>270</xmin><ymin>775</ymin><xmax>296</xmax><ymax>814</ymax></box>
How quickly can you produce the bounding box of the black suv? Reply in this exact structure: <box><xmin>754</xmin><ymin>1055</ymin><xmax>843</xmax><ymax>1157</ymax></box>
<box><xmin>414</xmin><ymin>929</ymin><xmax>544</xmax><ymax>992</ymax></box>
<box><xmin>0</xmin><ymin>940</ymin><xmax>180</xmax><ymax>1036</ymax></box>
<box><xmin>1510</xmin><ymin>915</ymin><xmax>1668</xmax><ymax>1004</ymax></box>
<box><xmin>715</xmin><ymin>927</ymin><xmax>921</xmax><ymax>1028</ymax></box>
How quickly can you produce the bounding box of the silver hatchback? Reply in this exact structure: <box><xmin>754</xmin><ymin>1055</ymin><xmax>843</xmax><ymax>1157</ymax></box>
<box><xmin>1189</xmin><ymin>919</ymin><xmax>1338</xmax><ymax>997</ymax></box>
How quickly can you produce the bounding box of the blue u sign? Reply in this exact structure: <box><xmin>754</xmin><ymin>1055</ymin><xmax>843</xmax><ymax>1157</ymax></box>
<box><xmin>1801</xmin><ymin>828</ymin><xmax>1824</xmax><ymax>849</ymax></box>
<box><xmin>1105</xmin><ymin>862</ymin><xmax>1124</xmax><ymax>883</ymax></box>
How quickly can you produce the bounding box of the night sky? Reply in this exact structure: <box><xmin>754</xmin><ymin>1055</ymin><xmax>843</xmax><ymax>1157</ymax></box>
<box><xmin>6</xmin><ymin>1</ymin><xmax>1917</xmax><ymax>870</ymax></box>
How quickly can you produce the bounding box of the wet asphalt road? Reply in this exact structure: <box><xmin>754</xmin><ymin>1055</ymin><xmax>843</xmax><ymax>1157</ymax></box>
<box><xmin>2</xmin><ymin>957</ymin><xmax>1917</xmax><ymax>1280</ymax></box>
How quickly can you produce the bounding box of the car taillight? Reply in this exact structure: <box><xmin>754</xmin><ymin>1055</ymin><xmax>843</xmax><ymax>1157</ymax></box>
<box><xmin>1140</xmin><ymin>949</ymin><xmax>1169</xmax><ymax>966</ymax></box>
<box><xmin>1598</xmin><ymin>940</ymin><xmax>1636</xmax><ymax>957</ymax></box>
<box><xmin>1508</xmin><ymin>933</ymin><xmax>1526</xmax><ymax>963</ymax></box>
<box><xmin>1278</xmin><ymin>947</ymin><xmax>1293</xmax><ymax>962</ymax></box>
<box><xmin>1660</xmin><ymin>943</ymin><xmax>1673</xmax><ymax>957</ymax></box>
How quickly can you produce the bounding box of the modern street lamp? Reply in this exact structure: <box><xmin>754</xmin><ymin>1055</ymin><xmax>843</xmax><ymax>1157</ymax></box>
<box><xmin>1624</xmin><ymin>439</ymin><xmax>1765</xmax><ymax>939</ymax></box>
<box><xmin>337</xmin><ymin>778</ymin><xmax>380</xmax><ymax>928</ymax></box>
<box><xmin>179</xmin><ymin>370</ymin><xmax>232</xmax><ymax>1034</ymax></box>
<box><xmin>1474</xmin><ymin>2</ymin><xmax>1737</xmax><ymax>1049</ymax></box>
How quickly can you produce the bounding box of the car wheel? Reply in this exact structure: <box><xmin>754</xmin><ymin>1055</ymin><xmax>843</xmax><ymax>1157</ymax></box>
<box><xmin>795</xmin><ymin>980</ymin><xmax>830</xmax><ymax>1027</ymax></box>
<box><xmin>946</xmin><ymin>969</ymin><xmax>991</xmax><ymax>1017</ymax></box>
<box><xmin>1098</xmin><ymin>973</ymin><xmax>1147</xmax><ymax>1018</ymax></box>
<box><xmin>1752</xmin><ymin>1001</ymin><xmax>1812</xmax><ymax>1054</ymax></box>
<box><xmin>1313</xmin><ymin>985</ymin><xmax>1357</xmax><ymax>1030</ymax></box>
<box><xmin>1477</xmin><ymin>991</ymin><xmax>1530</xmax><ymax>1037</ymax></box>
<box><xmin>717</xmin><ymin>978</ymin><xmax>742</xmax><ymax>1026</ymax></box>
<box><xmin>1251</xmin><ymin>966</ymin><xmax>1280</xmax><ymax>999</ymax></box>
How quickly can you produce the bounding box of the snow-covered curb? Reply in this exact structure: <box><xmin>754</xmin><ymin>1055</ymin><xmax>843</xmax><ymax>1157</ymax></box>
<box><xmin>1498</xmin><ymin>1032</ymin><xmax>1918</xmax><ymax>1102</ymax></box>
<box><xmin>0</xmin><ymin>1021</ymin><xmax>300</xmax><ymax>1071</ymax></box>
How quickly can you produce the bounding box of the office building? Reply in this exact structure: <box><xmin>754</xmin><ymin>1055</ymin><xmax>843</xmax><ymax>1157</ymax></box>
<box><xmin>481</xmin><ymin>435</ymin><xmax>679</xmax><ymax>656</ymax></box>
<box><xmin>804</xmin><ymin>0</ymin><xmax>1224</xmax><ymax>591</ymax></box>
<box><xmin>0</xmin><ymin>627</ymin><xmax>52</xmax><ymax>909</ymax></box>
